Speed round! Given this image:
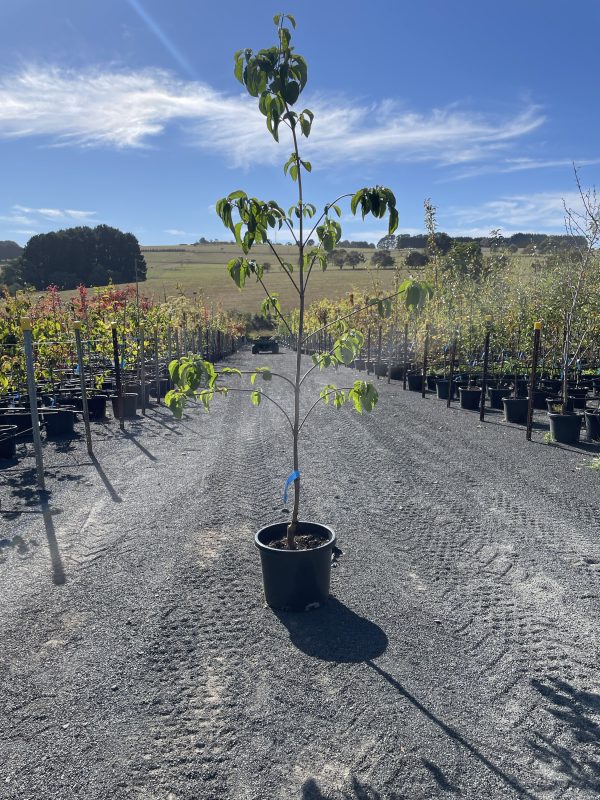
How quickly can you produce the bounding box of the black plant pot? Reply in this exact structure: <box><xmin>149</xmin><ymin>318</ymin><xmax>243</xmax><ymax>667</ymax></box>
<box><xmin>548</xmin><ymin>412</ymin><xmax>581</xmax><ymax>444</ymax></box>
<box><xmin>353</xmin><ymin>359</ymin><xmax>366</xmax><ymax>371</ymax></box>
<box><xmin>584</xmin><ymin>410</ymin><xmax>600</xmax><ymax>441</ymax></box>
<box><xmin>488</xmin><ymin>386</ymin><xmax>512</xmax><ymax>409</ymax></box>
<box><xmin>435</xmin><ymin>379</ymin><xmax>455</xmax><ymax>400</ymax></box>
<box><xmin>110</xmin><ymin>393</ymin><xmax>138</xmax><ymax>419</ymax></box>
<box><xmin>43</xmin><ymin>408</ymin><xmax>76</xmax><ymax>439</ymax></box>
<box><xmin>255</xmin><ymin>521</ymin><xmax>335</xmax><ymax>611</ymax></box>
<box><xmin>388</xmin><ymin>365</ymin><xmax>403</xmax><ymax>381</ymax></box>
<box><xmin>503</xmin><ymin>397</ymin><xmax>529</xmax><ymax>424</ymax></box>
<box><xmin>546</xmin><ymin>397</ymin><xmax>574</xmax><ymax>414</ymax></box>
<box><xmin>374</xmin><ymin>361</ymin><xmax>388</xmax><ymax>378</ymax></box>
<box><xmin>570</xmin><ymin>394</ymin><xmax>588</xmax><ymax>410</ymax></box>
<box><xmin>459</xmin><ymin>386</ymin><xmax>482</xmax><ymax>410</ymax></box>
<box><xmin>0</xmin><ymin>424</ymin><xmax>17</xmax><ymax>459</ymax></box>
<box><xmin>529</xmin><ymin>389</ymin><xmax>550</xmax><ymax>410</ymax></box>
<box><xmin>74</xmin><ymin>394</ymin><xmax>108</xmax><ymax>420</ymax></box>
<box><xmin>0</xmin><ymin>411</ymin><xmax>34</xmax><ymax>440</ymax></box>
<box><xmin>542</xmin><ymin>378</ymin><xmax>562</xmax><ymax>393</ymax></box>
<box><xmin>426</xmin><ymin>375</ymin><xmax>439</xmax><ymax>392</ymax></box>
<box><xmin>407</xmin><ymin>373</ymin><xmax>424</xmax><ymax>392</ymax></box>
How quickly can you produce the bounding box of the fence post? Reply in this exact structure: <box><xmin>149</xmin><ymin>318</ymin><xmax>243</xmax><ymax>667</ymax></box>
<box><xmin>480</xmin><ymin>318</ymin><xmax>491</xmax><ymax>422</ymax></box>
<box><xmin>421</xmin><ymin>323</ymin><xmax>430</xmax><ymax>398</ymax></box>
<box><xmin>526</xmin><ymin>322</ymin><xmax>542</xmax><ymax>441</ymax></box>
<box><xmin>402</xmin><ymin>322</ymin><xmax>408</xmax><ymax>390</ymax></box>
<box><xmin>111</xmin><ymin>324</ymin><xmax>124</xmax><ymax>431</ymax></box>
<box><xmin>446</xmin><ymin>335</ymin><xmax>458</xmax><ymax>409</ymax></box>
<box><xmin>139</xmin><ymin>325</ymin><xmax>146</xmax><ymax>416</ymax></box>
<box><xmin>20</xmin><ymin>318</ymin><xmax>45</xmax><ymax>489</ymax></box>
<box><xmin>74</xmin><ymin>323</ymin><xmax>93</xmax><ymax>455</ymax></box>
<box><xmin>154</xmin><ymin>328</ymin><xmax>160</xmax><ymax>405</ymax></box>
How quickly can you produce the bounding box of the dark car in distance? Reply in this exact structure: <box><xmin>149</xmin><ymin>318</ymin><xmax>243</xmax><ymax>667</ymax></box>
<box><xmin>251</xmin><ymin>336</ymin><xmax>279</xmax><ymax>354</ymax></box>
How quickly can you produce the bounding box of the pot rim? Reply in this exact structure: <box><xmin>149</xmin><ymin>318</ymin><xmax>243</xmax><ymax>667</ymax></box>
<box><xmin>255</xmin><ymin>521</ymin><xmax>335</xmax><ymax>553</ymax></box>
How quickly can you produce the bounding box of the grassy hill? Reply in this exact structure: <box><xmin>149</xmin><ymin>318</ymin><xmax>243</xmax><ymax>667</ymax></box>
<box><xmin>135</xmin><ymin>243</ymin><xmax>401</xmax><ymax>312</ymax></box>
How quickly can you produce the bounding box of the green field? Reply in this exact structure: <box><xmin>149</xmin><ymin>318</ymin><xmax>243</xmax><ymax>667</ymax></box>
<box><xmin>133</xmin><ymin>243</ymin><xmax>401</xmax><ymax>312</ymax></box>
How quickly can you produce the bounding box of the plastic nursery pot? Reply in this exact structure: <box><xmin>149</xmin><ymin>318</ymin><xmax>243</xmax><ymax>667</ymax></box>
<box><xmin>406</xmin><ymin>373</ymin><xmax>424</xmax><ymax>392</ymax></box>
<box><xmin>502</xmin><ymin>397</ymin><xmax>529</xmax><ymax>424</ymax></box>
<box><xmin>388</xmin><ymin>365</ymin><xmax>403</xmax><ymax>381</ymax></box>
<box><xmin>529</xmin><ymin>390</ymin><xmax>550</xmax><ymax>411</ymax></box>
<box><xmin>584</xmin><ymin>410</ymin><xmax>600</xmax><ymax>441</ymax></box>
<box><xmin>487</xmin><ymin>386</ymin><xmax>512</xmax><ymax>409</ymax></box>
<box><xmin>435</xmin><ymin>379</ymin><xmax>455</xmax><ymax>401</ymax></box>
<box><xmin>570</xmin><ymin>394</ymin><xmax>588</xmax><ymax>410</ymax></box>
<box><xmin>110</xmin><ymin>393</ymin><xmax>138</xmax><ymax>419</ymax></box>
<box><xmin>542</xmin><ymin>378</ymin><xmax>562</xmax><ymax>393</ymax></box>
<box><xmin>548</xmin><ymin>412</ymin><xmax>581</xmax><ymax>444</ymax></box>
<box><xmin>353</xmin><ymin>359</ymin><xmax>366</xmax><ymax>371</ymax></box>
<box><xmin>546</xmin><ymin>397</ymin><xmax>574</xmax><ymax>414</ymax></box>
<box><xmin>374</xmin><ymin>361</ymin><xmax>388</xmax><ymax>378</ymax></box>
<box><xmin>43</xmin><ymin>408</ymin><xmax>76</xmax><ymax>439</ymax></box>
<box><xmin>0</xmin><ymin>425</ymin><xmax>18</xmax><ymax>459</ymax></box>
<box><xmin>0</xmin><ymin>411</ymin><xmax>34</xmax><ymax>440</ymax></box>
<box><xmin>459</xmin><ymin>386</ymin><xmax>482</xmax><ymax>411</ymax></box>
<box><xmin>255</xmin><ymin>521</ymin><xmax>335</xmax><ymax>612</ymax></box>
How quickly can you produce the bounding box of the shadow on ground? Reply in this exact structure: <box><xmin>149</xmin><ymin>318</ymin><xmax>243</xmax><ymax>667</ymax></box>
<box><xmin>529</xmin><ymin>677</ymin><xmax>600</xmax><ymax>793</ymax></box>
<box><xmin>275</xmin><ymin>598</ymin><xmax>388</xmax><ymax>663</ymax></box>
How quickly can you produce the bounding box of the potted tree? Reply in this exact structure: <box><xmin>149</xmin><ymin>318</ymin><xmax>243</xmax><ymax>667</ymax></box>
<box><xmin>165</xmin><ymin>14</ymin><xmax>428</xmax><ymax>610</ymax></box>
<box><xmin>545</xmin><ymin>173</ymin><xmax>599</xmax><ymax>444</ymax></box>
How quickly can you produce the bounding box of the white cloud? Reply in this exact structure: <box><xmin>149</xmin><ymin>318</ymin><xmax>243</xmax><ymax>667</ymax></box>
<box><xmin>164</xmin><ymin>228</ymin><xmax>187</xmax><ymax>236</ymax></box>
<box><xmin>0</xmin><ymin>65</ymin><xmax>545</xmax><ymax>169</ymax></box>
<box><xmin>445</xmin><ymin>157</ymin><xmax>600</xmax><ymax>181</ymax></box>
<box><xmin>444</xmin><ymin>191</ymin><xmax>582</xmax><ymax>233</ymax></box>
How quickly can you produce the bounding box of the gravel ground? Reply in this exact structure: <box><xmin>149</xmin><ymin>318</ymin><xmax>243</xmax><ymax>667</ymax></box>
<box><xmin>1</xmin><ymin>347</ymin><xmax>599</xmax><ymax>800</ymax></box>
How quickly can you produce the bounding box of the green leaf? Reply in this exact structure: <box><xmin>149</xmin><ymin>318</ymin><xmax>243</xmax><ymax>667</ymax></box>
<box><xmin>251</xmin><ymin>390</ymin><xmax>262</xmax><ymax>407</ymax></box>
<box><xmin>220</xmin><ymin>367</ymin><xmax>242</xmax><ymax>377</ymax></box>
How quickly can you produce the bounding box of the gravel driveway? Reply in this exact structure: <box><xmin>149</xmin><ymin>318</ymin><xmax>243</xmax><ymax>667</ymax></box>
<box><xmin>1</xmin><ymin>347</ymin><xmax>599</xmax><ymax>800</ymax></box>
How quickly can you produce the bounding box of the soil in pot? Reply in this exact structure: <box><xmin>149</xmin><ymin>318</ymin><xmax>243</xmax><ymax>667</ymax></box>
<box><xmin>548</xmin><ymin>412</ymin><xmax>581</xmax><ymax>444</ymax></box>
<box><xmin>503</xmin><ymin>397</ymin><xmax>529</xmax><ymax>424</ymax></box>
<box><xmin>459</xmin><ymin>386</ymin><xmax>482</xmax><ymax>410</ymax></box>
<box><xmin>255</xmin><ymin>521</ymin><xmax>335</xmax><ymax>611</ymax></box>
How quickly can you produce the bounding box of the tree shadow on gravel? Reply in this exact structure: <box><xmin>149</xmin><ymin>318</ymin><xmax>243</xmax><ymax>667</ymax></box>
<box><xmin>529</xmin><ymin>677</ymin><xmax>600</xmax><ymax>793</ymax></box>
<box><xmin>275</xmin><ymin>598</ymin><xmax>388</xmax><ymax>663</ymax></box>
<box><xmin>302</xmin><ymin>776</ymin><xmax>407</xmax><ymax>799</ymax></box>
<box><xmin>366</xmin><ymin>661</ymin><xmax>539</xmax><ymax>799</ymax></box>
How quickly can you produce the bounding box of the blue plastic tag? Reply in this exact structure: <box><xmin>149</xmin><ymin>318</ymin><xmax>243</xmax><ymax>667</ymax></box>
<box><xmin>283</xmin><ymin>470</ymin><xmax>300</xmax><ymax>504</ymax></box>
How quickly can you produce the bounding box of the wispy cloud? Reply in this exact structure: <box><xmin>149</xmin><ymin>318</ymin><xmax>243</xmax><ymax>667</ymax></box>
<box><xmin>164</xmin><ymin>228</ymin><xmax>187</xmax><ymax>236</ymax></box>
<box><xmin>0</xmin><ymin>204</ymin><xmax>98</xmax><ymax>239</ymax></box>
<box><xmin>445</xmin><ymin>157</ymin><xmax>600</xmax><ymax>181</ymax></box>
<box><xmin>444</xmin><ymin>191</ymin><xmax>582</xmax><ymax>233</ymax></box>
<box><xmin>13</xmin><ymin>204</ymin><xmax>96</xmax><ymax>221</ymax></box>
<box><xmin>0</xmin><ymin>65</ymin><xmax>545</xmax><ymax>168</ymax></box>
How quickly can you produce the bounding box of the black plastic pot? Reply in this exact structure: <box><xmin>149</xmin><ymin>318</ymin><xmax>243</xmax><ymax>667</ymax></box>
<box><xmin>43</xmin><ymin>408</ymin><xmax>76</xmax><ymax>438</ymax></box>
<box><xmin>570</xmin><ymin>394</ymin><xmax>588</xmax><ymax>410</ymax></box>
<box><xmin>74</xmin><ymin>394</ymin><xmax>108</xmax><ymax>420</ymax></box>
<box><xmin>435</xmin><ymin>379</ymin><xmax>455</xmax><ymax>400</ymax></box>
<box><xmin>110</xmin><ymin>393</ymin><xmax>138</xmax><ymax>419</ymax></box>
<box><xmin>529</xmin><ymin>389</ymin><xmax>550</xmax><ymax>410</ymax></box>
<box><xmin>502</xmin><ymin>397</ymin><xmax>529</xmax><ymax>424</ymax></box>
<box><xmin>548</xmin><ymin>412</ymin><xmax>581</xmax><ymax>444</ymax></box>
<box><xmin>542</xmin><ymin>378</ymin><xmax>562</xmax><ymax>393</ymax></box>
<box><xmin>426</xmin><ymin>375</ymin><xmax>439</xmax><ymax>392</ymax></box>
<box><xmin>353</xmin><ymin>359</ymin><xmax>366</xmax><ymax>371</ymax></box>
<box><xmin>487</xmin><ymin>386</ymin><xmax>512</xmax><ymax>409</ymax></box>
<box><xmin>546</xmin><ymin>397</ymin><xmax>574</xmax><ymax>414</ymax></box>
<box><xmin>255</xmin><ymin>521</ymin><xmax>335</xmax><ymax>611</ymax></box>
<box><xmin>0</xmin><ymin>424</ymin><xmax>17</xmax><ymax>459</ymax></box>
<box><xmin>374</xmin><ymin>361</ymin><xmax>388</xmax><ymax>378</ymax></box>
<box><xmin>584</xmin><ymin>410</ymin><xmax>600</xmax><ymax>441</ymax></box>
<box><xmin>407</xmin><ymin>373</ymin><xmax>424</xmax><ymax>392</ymax></box>
<box><xmin>459</xmin><ymin>386</ymin><xmax>482</xmax><ymax>410</ymax></box>
<box><xmin>0</xmin><ymin>411</ymin><xmax>34</xmax><ymax>440</ymax></box>
<box><xmin>388</xmin><ymin>365</ymin><xmax>403</xmax><ymax>381</ymax></box>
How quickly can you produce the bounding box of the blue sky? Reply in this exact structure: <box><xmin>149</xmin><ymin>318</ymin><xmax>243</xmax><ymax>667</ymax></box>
<box><xmin>1</xmin><ymin>0</ymin><xmax>599</xmax><ymax>246</ymax></box>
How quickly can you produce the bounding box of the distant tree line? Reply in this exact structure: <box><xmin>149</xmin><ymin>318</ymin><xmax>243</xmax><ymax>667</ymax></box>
<box><xmin>377</xmin><ymin>232</ymin><xmax>587</xmax><ymax>252</ymax></box>
<box><xmin>4</xmin><ymin>226</ymin><xmax>146</xmax><ymax>290</ymax></box>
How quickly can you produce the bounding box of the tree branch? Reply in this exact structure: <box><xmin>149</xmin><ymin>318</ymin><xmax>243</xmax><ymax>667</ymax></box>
<box><xmin>256</xmin><ymin>275</ymin><xmax>294</xmax><ymax>336</ymax></box>
<box><xmin>265</xmin><ymin>240</ymin><xmax>300</xmax><ymax>293</ymax></box>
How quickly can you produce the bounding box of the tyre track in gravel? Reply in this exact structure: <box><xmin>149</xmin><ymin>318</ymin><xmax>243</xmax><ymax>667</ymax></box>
<box><xmin>1</xmin><ymin>349</ymin><xmax>599</xmax><ymax>799</ymax></box>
